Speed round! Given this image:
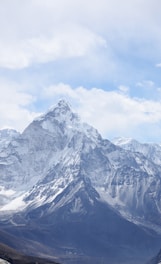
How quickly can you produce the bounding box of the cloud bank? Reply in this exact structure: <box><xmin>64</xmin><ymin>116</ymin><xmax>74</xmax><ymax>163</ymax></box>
<box><xmin>0</xmin><ymin>0</ymin><xmax>161</xmax><ymax>69</ymax></box>
<box><xmin>0</xmin><ymin>1</ymin><xmax>161</xmax><ymax>142</ymax></box>
<box><xmin>0</xmin><ymin>79</ymin><xmax>38</xmax><ymax>131</ymax></box>
<box><xmin>1</xmin><ymin>80</ymin><xmax>161</xmax><ymax>142</ymax></box>
<box><xmin>43</xmin><ymin>84</ymin><xmax>161</xmax><ymax>141</ymax></box>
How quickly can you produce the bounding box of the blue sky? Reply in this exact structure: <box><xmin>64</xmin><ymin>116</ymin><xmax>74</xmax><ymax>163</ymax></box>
<box><xmin>0</xmin><ymin>0</ymin><xmax>161</xmax><ymax>142</ymax></box>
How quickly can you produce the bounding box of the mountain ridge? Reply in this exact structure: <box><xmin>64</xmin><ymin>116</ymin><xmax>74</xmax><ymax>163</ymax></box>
<box><xmin>1</xmin><ymin>100</ymin><xmax>161</xmax><ymax>263</ymax></box>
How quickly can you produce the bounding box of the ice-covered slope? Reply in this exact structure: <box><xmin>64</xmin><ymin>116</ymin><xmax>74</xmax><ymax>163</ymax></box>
<box><xmin>113</xmin><ymin>137</ymin><xmax>161</xmax><ymax>166</ymax></box>
<box><xmin>0</xmin><ymin>100</ymin><xmax>100</xmax><ymax>189</ymax></box>
<box><xmin>0</xmin><ymin>129</ymin><xmax>20</xmax><ymax>148</ymax></box>
<box><xmin>1</xmin><ymin>100</ymin><xmax>161</xmax><ymax>263</ymax></box>
<box><xmin>1</xmin><ymin>100</ymin><xmax>161</xmax><ymax>230</ymax></box>
<box><xmin>0</xmin><ymin>129</ymin><xmax>21</xmax><ymax>206</ymax></box>
<box><xmin>0</xmin><ymin>100</ymin><xmax>101</xmax><ymax>207</ymax></box>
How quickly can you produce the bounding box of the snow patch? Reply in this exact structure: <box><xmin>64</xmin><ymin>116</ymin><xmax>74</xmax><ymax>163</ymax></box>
<box><xmin>0</xmin><ymin>186</ymin><xmax>15</xmax><ymax>197</ymax></box>
<box><xmin>70</xmin><ymin>197</ymin><xmax>83</xmax><ymax>213</ymax></box>
<box><xmin>0</xmin><ymin>193</ymin><xmax>26</xmax><ymax>212</ymax></box>
<box><xmin>113</xmin><ymin>137</ymin><xmax>133</xmax><ymax>146</ymax></box>
<box><xmin>0</xmin><ymin>259</ymin><xmax>11</xmax><ymax>264</ymax></box>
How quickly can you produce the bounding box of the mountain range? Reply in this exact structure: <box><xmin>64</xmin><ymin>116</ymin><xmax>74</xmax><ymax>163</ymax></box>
<box><xmin>1</xmin><ymin>100</ymin><xmax>161</xmax><ymax>263</ymax></box>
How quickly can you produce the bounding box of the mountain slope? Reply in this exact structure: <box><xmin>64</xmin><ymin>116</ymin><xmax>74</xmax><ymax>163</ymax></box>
<box><xmin>147</xmin><ymin>248</ymin><xmax>161</xmax><ymax>264</ymax></box>
<box><xmin>0</xmin><ymin>242</ymin><xmax>60</xmax><ymax>264</ymax></box>
<box><xmin>2</xmin><ymin>194</ymin><xmax>161</xmax><ymax>264</ymax></box>
<box><xmin>1</xmin><ymin>100</ymin><xmax>161</xmax><ymax>263</ymax></box>
<box><xmin>112</xmin><ymin>137</ymin><xmax>161</xmax><ymax>166</ymax></box>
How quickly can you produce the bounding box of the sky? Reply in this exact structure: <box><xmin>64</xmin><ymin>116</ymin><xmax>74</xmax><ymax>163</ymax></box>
<box><xmin>0</xmin><ymin>0</ymin><xmax>161</xmax><ymax>142</ymax></box>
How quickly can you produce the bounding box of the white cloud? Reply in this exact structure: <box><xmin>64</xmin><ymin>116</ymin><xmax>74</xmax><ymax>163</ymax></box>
<box><xmin>0</xmin><ymin>80</ymin><xmax>39</xmax><ymax>131</ymax></box>
<box><xmin>118</xmin><ymin>85</ymin><xmax>129</xmax><ymax>93</ymax></box>
<box><xmin>136</xmin><ymin>80</ymin><xmax>155</xmax><ymax>88</ymax></box>
<box><xmin>156</xmin><ymin>63</ymin><xmax>161</xmax><ymax>68</ymax></box>
<box><xmin>43</xmin><ymin>84</ymin><xmax>161</xmax><ymax>140</ymax></box>
<box><xmin>1</xmin><ymin>81</ymin><xmax>161</xmax><ymax>141</ymax></box>
<box><xmin>0</xmin><ymin>0</ymin><xmax>161</xmax><ymax>142</ymax></box>
<box><xmin>0</xmin><ymin>0</ymin><xmax>161</xmax><ymax>69</ymax></box>
<box><xmin>135</xmin><ymin>80</ymin><xmax>161</xmax><ymax>101</ymax></box>
<box><xmin>0</xmin><ymin>24</ymin><xmax>106</xmax><ymax>69</ymax></box>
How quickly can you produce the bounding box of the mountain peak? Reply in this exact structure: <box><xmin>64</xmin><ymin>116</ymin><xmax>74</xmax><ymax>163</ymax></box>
<box><xmin>34</xmin><ymin>99</ymin><xmax>77</xmax><ymax>124</ymax></box>
<box><xmin>48</xmin><ymin>99</ymin><xmax>72</xmax><ymax>117</ymax></box>
<box><xmin>46</xmin><ymin>99</ymin><xmax>79</xmax><ymax>124</ymax></box>
<box><xmin>57</xmin><ymin>99</ymin><xmax>71</xmax><ymax>109</ymax></box>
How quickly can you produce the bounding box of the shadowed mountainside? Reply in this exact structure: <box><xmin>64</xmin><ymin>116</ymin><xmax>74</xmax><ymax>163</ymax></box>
<box><xmin>0</xmin><ymin>242</ymin><xmax>60</xmax><ymax>264</ymax></box>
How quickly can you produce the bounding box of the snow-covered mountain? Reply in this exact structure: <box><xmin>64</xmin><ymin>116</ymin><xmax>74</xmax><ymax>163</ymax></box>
<box><xmin>0</xmin><ymin>101</ymin><xmax>101</xmax><ymax>207</ymax></box>
<box><xmin>1</xmin><ymin>101</ymin><xmax>161</xmax><ymax>229</ymax></box>
<box><xmin>112</xmin><ymin>137</ymin><xmax>161</xmax><ymax>166</ymax></box>
<box><xmin>1</xmin><ymin>100</ymin><xmax>161</xmax><ymax>263</ymax></box>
